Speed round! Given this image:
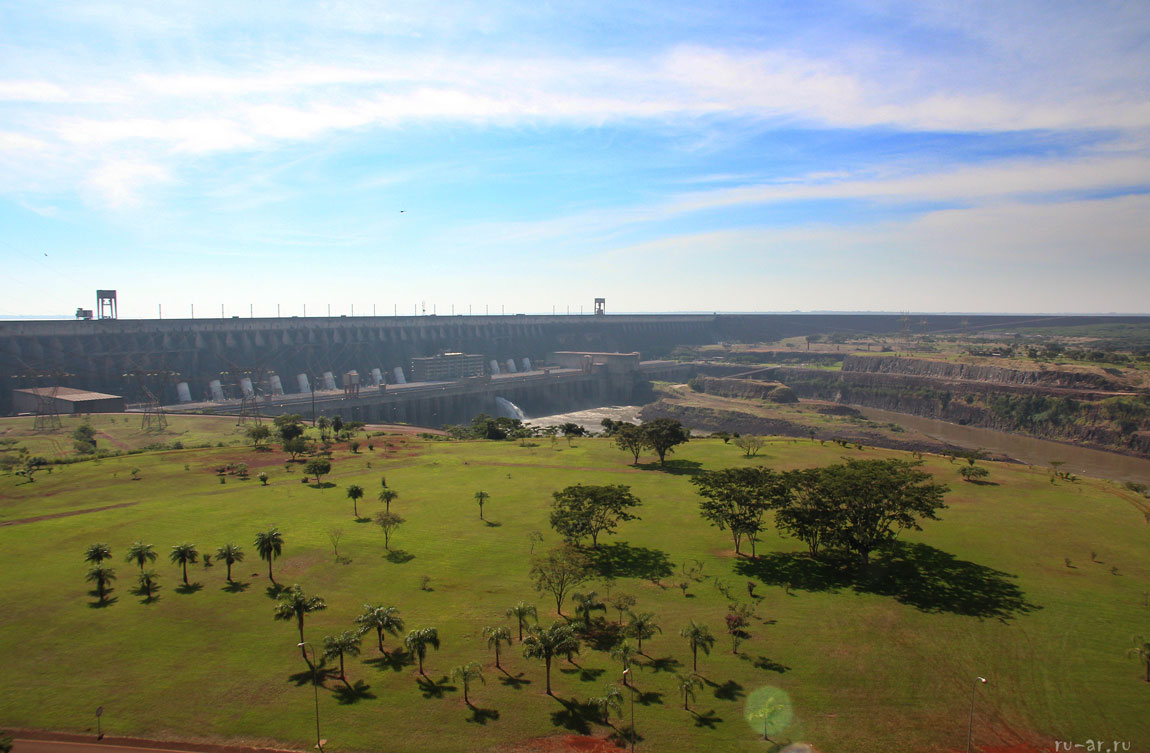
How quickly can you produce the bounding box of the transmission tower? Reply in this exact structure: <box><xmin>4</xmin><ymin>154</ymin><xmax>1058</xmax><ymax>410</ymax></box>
<box><xmin>33</xmin><ymin>379</ymin><xmax>63</xmax><ymax>431</ymax></box>
<box><xmin>126</xmin><ymin>368</ymin><xmax>177</xmax><ymax>432</ymax></box>
<box><xmin>229</xmin><ymin>366</ymin><xmax>266</xmax><ymax>426</ymax></box>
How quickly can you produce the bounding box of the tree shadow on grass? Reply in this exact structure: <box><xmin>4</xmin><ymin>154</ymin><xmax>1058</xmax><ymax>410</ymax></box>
<box><xmin>560</xmin><ymin>665</ymin><xmax>605</xmax><ymax>683</ymax></box>
<box><xmin>222</xmin><ymin>580</ymin><xmax>250</xmax><ymax>593</ymax></box>
<box><xmin>87</xmin><ymin>594</ymin><xmax>118</xmax><ymax>609</ymax></box>
<box><xmin>386</xmin><ymin>549</ymin><xmax>415</xmax><ymax>564</ymax></box>
<box><xmin>483</xmin><ymin>520</ymin><xmax>503</xmax><ymax>528</ymax></box>
<box><xmin>332</xmin><ymin>679</ymin><xmax>375</xmax><ymax>704</ymax></box>
<box><xmin>549</xmin><ymin>696</ymin><xmax>601</xmax><ymax>735</ymax></box>
<box><xmin>174</xmin><ymin>583</ymin><xmax>203</xmax><ymax>595</ymax></box>
<box><xmin>497</xmin><ymin>672</ymin><xmax>531</xmax><ymax>690</ymax></box>
<box><xmin>129</xmin><ymin>584</ymin><xmax>161</xmax><ymax>604</ymax></box>
<box><xmin>635</xmin><ymin>689</ymin><xmax>663</xmax><ymax>706</ymax></box>
<box><xmin>709</xmin><ymin>680</ymin><xmax>744</xmax><ymax>702</ymax></box>
<box><xmin>354</xmin><ymin>516</ymin><xmax>372</xmax><ymax>524</ymax></box>
<box><xmin>750</xmin><ymin>656</ymin><xmax>789</xmax><ymax>673</ymax></box>
<box><xmin>309</xmin><ymin>482</ymin><xmax>337</xmax><ymax>489</ymax></box>
<box><xmin>734</xmin><ymin>541</ymin><xmax>1040</xmax><ymax>622</ymax></box>
<box><xmin>579</xmin><ymin>622</ymin><xmax>623</xmax><ymax>652</ymax></box>
<box><xmin>264</xmin><ymin>583</ymin><xmax>285</xmax><ymax>599</ymax></box>
<box><xmin>417</xmin><ymin>675</ymin><xmax>457</xmax><ymax>699</ymax></box>
<box><xmin>692</xmin><ymin>709</ymin><xmax>723</xmax><ymax>729</ymax></box>
<box><xmin>588</xmin><ymin>541</ymin><xmax>674</xmax><ymax>581</ymax></box>
<box><xmin>364</xmin><ymin>649</ymin><xmax>414</xmax><ymax>673</ymax></box>
<box><xmin>287</xmin><ymin>666</ymin><xmax>336</xmax><ymax>688</ymax></box>
<box><xmin>645</xmin><ymin>655</ymin><xmax>682</xmax><ymax>674</ymax></box>
<box><xmin>466</xmin><ymin>706</ymin><xmax>500</xmax><ymax>725</ymax></box>
<box><xmin>634</xmin><ymin>459</ymin><xmax>704</xmax><ymax>476</ymax></box>
<box><xmin>608</xmin><ymin>725</ymin><xmax>643</xmax><ymax>748</ymax></box>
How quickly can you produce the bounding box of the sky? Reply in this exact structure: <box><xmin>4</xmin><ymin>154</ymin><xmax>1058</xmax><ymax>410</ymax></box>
<box><xmin>1</xmin><ymin>0</ymin><xmax>1149</xmax><ymax>318</ymax></box>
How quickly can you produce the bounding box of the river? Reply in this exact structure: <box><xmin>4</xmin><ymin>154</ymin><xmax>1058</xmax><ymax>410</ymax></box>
<box><xmin>855</xmin><ymin>405</ymin><xmax>1150</xmax><ymax>486</ymax></box>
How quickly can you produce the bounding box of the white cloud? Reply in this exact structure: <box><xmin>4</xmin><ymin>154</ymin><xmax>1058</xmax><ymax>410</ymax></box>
<box><xmin>84</xmin><ymin>159</ymin><xmax>172</xmax><ymax>208</ymax></box>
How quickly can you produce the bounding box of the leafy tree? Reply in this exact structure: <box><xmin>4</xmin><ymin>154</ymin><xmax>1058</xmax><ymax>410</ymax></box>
<box><xmin>613</xmin><ymin>423</ymin><xmax>647</xmax><ymax>465</ymax></box>
<box><xmin>273</xmin><ymin>414</ymin><xmax>305</xmax><ymax>442</ymax></box>
<box><xmin>404</xmin><ymin>627</ymin><xmax>441</xmax><ymax>676</ymax></box>
<box><xmin>680</xmin><ymin>621</ymin><xmax>715</xmax><ymax>673</ymax></box>
<box><xmin>282</xmin><ymin>437</ymin><xmax>308</xmax><ymax>461</ymax></box>
<box><xmin>451</xmin><ymin>661</ymin><xmax>485</xmax><ymax>706</ymax></box>
<box><xmin>303</xmin><ymin>458</ymin><xmax>331</xmax><ymax>484</ymax></box>
<box><xmin>773</xmin><ymin>468</ymin><xmax>841</xmax><ymax>557</ymax></box>
<box><xmin>331</xmin><ymin>415</ymin><xmax>344</xmax><ymax>437</ymax></box>
<box><xmin>571</xmin><ymin>591</ymin><xmax>606</xmax><ymax>626</ymax></box>
<box><xmin>378</xmin><ymin>487</ymin><xmax>398</xmax><ymax>513</ymax></box>
<box><xmin>959</xmin><ymin>465</ymin><xmax>990</xmax><ymax>483</ymax></box>
<box><xmin>640</xmin><ymin>418</ymin><xmax>690</xmax><ymax>466</ymax></box>
<box><xmin>549</xmin><ymin>484</ymin><xmax>642</xmax><ymax>549</ymax></box>
<box><xmin>273</xmin><ymin>585</ymin><xmax>327</xmax><ymax>655</ymax></box>
<box><xmin>375</xmin><ymin>511</ymin><xmax>404</xmax><ymax>550</ymax></box>
<box><xmin>215</xmin><ymin>543</ymin><xmax>244</xmax><ymax>582</ymax></box>
<box><xmin>725</xmin><ymin>608</ymin><xmax>751</xmax><ymax>654</ymax></box>
<box><xmin>610</xmin><ymin>640</ymin><xmax>639</xmax><ymax>678</ymax></box>
<box><xmin>169</xmin><ymin>543</ymin><xmax>199</xmax><ymax>586</ymax></box>
<box><xmin>84</xmin><ymin>543</ymin><xmax>112</xmax><ymax>565</ymax></box>
<box><xmin>254</xmin><ymin>527</ymin><xmax>284</xmax><ymax>584</ymax></box>
<box><xmin>483</xmin><ymin>625</ymin><xmax>512</xmax><ymax>670</ymax></box>
<box><xmin>733</xmin><ymin>435</ymin><xmax>765</xmax><ymax>457</ymax></box>
<box><xmin>124</xmin><ymin>541</ymin><xmax>156</xmax><ymax>572</ymax></box>
<box><xmin>610</xmin><ymin>593</ymin><xmax>637</xmax><ymax>625</ymax></box>
<box><xmin>522</xmin><ymin>621</ymin><xmax>580</xmax><ymax>695</ymax></box>
<box><xmin>137</xmin><ymin>569</ymin><xmax>159</xmax><ymax>599</ymax></box>
<box><xmin>593</xmin><ymin>684</ymin><xmax>624</xmax><ymax>724</ymax></box>
<box><xmin>506</xmin><ymin>601</ymin><xmax>538</xmax><ymax>641</ymax></box>
<box><xmin>1129</xmin><ymin>635</ymin><xmax>1150</xmax><ymax>683</ymax></box>
<box><xmin>355</xmin><ymin>604</ymin><xmax>404</xmax><ymax>653</ymax></box>
<box><xmin>677</xmin><ymin>672</ymin><xmax>704</xmax><ymax>710</ymax></box>
<box><xmin>530</xmin><ymin>545</ymin><xmax>592</xmax><ymax>616</ymax></box>
<box><xmin>316</xmin><ymin>416</ymin><xmax>332</xmax><ymax>441</ymax></box>
<box><xmin>323</xmin><ymin>630</ymin><xmax>362</xmax><ymax>684</ymax></box>
<box><xmin>246</xmin><ymin>424</ymin><xmax>271</xmax><ymax>446</ymax></box>
<box><xmin>474</xmin><ymin>490</ymin><xmax>490</xmax><ymax>520</ymax></box>
<box><xmin>346</xmin><ymin>484</ymin><xmax>365</xmax><ymax>517</ymax></box>
<box><xmin>626</xmin><ymin>611</ymin><xmax>661</xmax><ymax>654</ymax></box>
<box><xmin>86</xmin><ymin>565</ymin><xmax>116</xmax><ymax>602</ymax></box>
<box><xmin>692</xmin><ymin>467</ymin><xmax>784</xmax><ymax>557</ymax></box>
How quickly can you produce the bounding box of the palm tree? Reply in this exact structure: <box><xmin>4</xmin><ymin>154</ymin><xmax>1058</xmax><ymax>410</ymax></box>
<box><xmin>274</xmin><ymin>585</ymin><xmax>327</xmax><ymax>660</ymax></box>
<box><xmin>1129</xmin><ymin>635</ymin><xmax>1150</xmax><ymax>682</ymax></box>
<box><xmin>626</xmin><ymin>611</ymin><xmax>661</xmax><ymax>654</ymax></box>
<box><xmin>215</xmin><ymin>543</ymin><xmax>244</xmax><ymax>582</ymax></box>
<box><xmin>355</xmin><ymin>604</ymin><xmax>404</xmax><ymax>654</ymax></box>
<box><xmin>680</xmin><ymin>621</ymin><xmax>715</xmax><ymax>673</ymax></box>
<box><xmin>677</xmin><ymin>672</ymin><xmax>703</xmax><ymax>711</ymax></box>
<box><xmin>323</xmin><ymin>631</ymin><xmax>362</xmax><ymax>684</ymax></box>
<box><xmin>592</xmin><ymin>684</ymin><xmax>624</xmax><ymax>725</ymax></box>
<box><xmin>571</xmin><ymin>591</ymin><xmax>605</xmax><ymax>626</ymax></box>
<box><xmin>610</xmin><ymin>640</ymin><xmax>639</xmax><ymax>681</ymax></box>
<box><xmin>522</xmin><ymin>621</ymin><xmax>580</xmax><ymax>696</ymax></box>
<box><xmin>483</xmin><ymin>625</ymin><xmax>512</xmax><ymax>671</ymax></box>
<box><xmin>84</xmin><ymin>543</ymin><xmax>111</xmax><ymax>565</ymax></box>
<box><xmin>254</xmin><ymin>527</ymin><xmax>284</xmax><ymax>584</ymax></box>
<box><xmin>169</xmin><ymin>543</ymin><xmax>199</xmax><ymax>586</ymax></box>
<box><xmin>506</xmin><ymin>601</ymin><xmax>538</xmax><ymax>642</ymax></box>
<box><xmin>137</xmin><ymin>570</ymin><xmax>159</xmax><ymax>599</ymax></box>
<box><xmin>378</xmin><ymin>487</ymin><xmax>398</xmax><ymax>513</ymax></box>
<box><xmin>86</xmin><ymin>565</ymin><xmax>115</xmax><ymax>602</ymax></box>
<box><xmin>124</xmin><ymin>541</ymin><xmax>156</xmax><ymax>572</ymax></box>
<box><xmin>346</xmin><ymin>484</ymin><xmax>365</xmax><ymax>518</ymax></box>
<box><xmin>474</xmin><ymin>490</ymin><xmax>489</xmax><ymax>520</ymax></box>
<box><xmin>404</xmin><ymin>627</ymin><xmax>441</xmax><ymax>676</ymax></box>
<box><xmin>451</xmin><ymin>661</ymin><xmax>485</xmax><ymax>707</ymax></box>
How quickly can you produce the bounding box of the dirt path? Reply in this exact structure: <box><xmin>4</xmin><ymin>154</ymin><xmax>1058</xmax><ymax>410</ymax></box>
<box><xmin>9</xmin><ymin>730</ymin><xmax>299</xmax><ymax>753</ymax></box>
<box><xmin>0</xmin><ymin>502</ymin><xmax>138</xmax><ymax>527</ymax></box>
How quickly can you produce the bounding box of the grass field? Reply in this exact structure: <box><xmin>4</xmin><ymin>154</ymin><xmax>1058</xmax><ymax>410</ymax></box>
<box><xmin>1</xmin><ymin>416</ymin><xmax>1147</xmax><ymax>753</ymax></box>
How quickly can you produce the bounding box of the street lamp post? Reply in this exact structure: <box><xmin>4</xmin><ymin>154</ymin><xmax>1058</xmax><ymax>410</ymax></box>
<box><xmin>967</xmin><ymin>676</ymin><xmax>987</xmax><ymax>753</ymax></box>
<box><xmin>622</xmin><ymin>668</ymin><xmax>635</xmax><ymax>752</ymax></box>
<box><xmin>298</xmin><ymin>642</ymin><xmax>324</xmax><ymax>751</ymax></box>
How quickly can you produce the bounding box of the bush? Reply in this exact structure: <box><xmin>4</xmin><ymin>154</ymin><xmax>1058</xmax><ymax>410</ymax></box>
<box><xmin>767</xmin><ymin>386</ymin><xmax>798</xmax><ymax>404</ymax></box>
<box><xmin>687</xmin><ymin>377</ymin><xmax>704</xmax><ymax>392</ymax></box>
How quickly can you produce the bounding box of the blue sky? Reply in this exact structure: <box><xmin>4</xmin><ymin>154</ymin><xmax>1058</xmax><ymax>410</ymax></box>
<box><xmin>1</xmin><ymin>0</ymin><xmax>1148</xmax><ymax>318</ymax></box>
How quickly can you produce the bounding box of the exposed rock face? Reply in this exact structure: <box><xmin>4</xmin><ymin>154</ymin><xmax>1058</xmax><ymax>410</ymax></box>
<box><xmin>840</xmin><ymin>355</ymin><xmax>1123</xmax><ymax>391</ymax></box>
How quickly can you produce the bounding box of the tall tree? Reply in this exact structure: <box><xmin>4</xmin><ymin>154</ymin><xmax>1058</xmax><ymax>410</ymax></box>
<box><xmin>273</xmin><ymin>414</ymin><xmax>305</xmax><ymax>443</ymax></box>
<box><xmin>169</xmin><ymin>543</ymin><xmax>199</xmax><ymax>586</ymax></box>
<box><xmin>530</xmin><ymin>545</ymin><xmax>592</xmax><ymax>616</ymax></box>
<box><xmin>506</xmin><ymin>601</ymin><xmax>538</xmax><ymax>641</ymax></box>
<box><xmin>474</xmin><ymin>490</ymin><xmax>490</xmax><ymax>520</ymax></box>
<box><xmin>273</xmin><ymin>585</ymin><xmax>327</xmax><ymax>660</ymax></box>
<box><xmin>626</xmin><ymin>612</ymin><xmax>662</xmax><ymax>654</ymax></box>
<box><xmin>451</xmin><ymin>661</ymin><xmax>485</xmax><ymax>707</ymax></box>
<box><xmin>571</xmin><ymin>591</ymin><xmax>606</xmax><ymax>626</ymax></box>
<box><xmin>86</xmin><ymin>565</ymin><xmax>116</xmax><ymax>603</ymax></box>
<box><xmin>378</xmin><ymin>487</ymin><xmax>398</xmax><ymax>513</ymax></box>
<box><xmin>404</xmin><ymin>627</ymin><xmax>441</xmax><ymax>676</ymax></box>
<box><xmin>124</xmin><ymin>541</ymin><xmax>156</xmax><ymax>572</ymax></box>
<box><xmin>137</xmin><ymin>570</ymin><xmax>159</xmax><ymax>599</ymax></box>
<box><xmin>640</xmin><ymin>419</ymin><xmax>690</xmax><ymax>466</ymax></box>
<box><xmin>355</xmin><ymin>604</ymin><xmax>404</xmax><ymax>654</ymax></box>
<box><xmin>593</xmin><ymin>684</ymin><xmax>624</xmax><ymax>724</ymax></box>
<box><xmin>254</xmin><ymin>527</ymin><xmax>284</xmax><ymax>584</ymax></box>
<box><xmin>611</xmin><ymin>593</ymin><xmax>637</xmax><ymax>625</ymax></box>
<box><xmin>246</xmin><ymin>424</ymin><xmax>271</xmax><ymax>446</ymax></box>
<box><xmin>610</xmin><ymin>640</ymin><xmax>639</xmax><ymax>679</ymax></box>
<box><xmin>678</xmin><ymin>672</ymin><xmax>704</xmax><ymax>711</ymax></box>
<box><xmin>346</xmin><ymin>484</ymin><xmax>365</xmax><ymax>517</ymax></box>
<box><xmin>549</xmin><ymin>484</ymin><xmax>642</xmax><ymax>549</ymax></box>
<box><xmin>84</xmin><ymin>543</ymin><xmax>112</xmax><ymax>565</ymax></box>
<box><xmin>679</xmin><ymin>621</ymin><xmax>715</xmax><ymax>673</ymax></box>
<box><xmin>522</xmin><ymin>621</ymin><xmax>580</xmax><ymax>695</ymax></box>
<box><xmin>322</xmin><ymin>631</ymin><xmax>362</xmax><ymax>684</ymax></box>
<box><xmin>613</xmin><ymin>423</ymin><xmax>647</xmax><ymax>464</ymax></box>
<box><xmin>375</xmin><ymin>512</ymin><xmax>404</xmax><ymax>550</ymax></box>
<box><xmin>303</xmin><ymin>458</ymin><xmax>331</xmax><ymax>484</ymax></box>
<box><xmin>692</xmin><ymin>467</ymin><xmax>784</xmax><ymax>557</ymax></box>
<box><xmin>483</xmin><ymin>625</ymin><xmax>512</xmax><ymax>670</ymax></box>
<box><xmin>215</xmin><ymin>543</ymin><xmax>245</xmax><ymax>583</ymax></box>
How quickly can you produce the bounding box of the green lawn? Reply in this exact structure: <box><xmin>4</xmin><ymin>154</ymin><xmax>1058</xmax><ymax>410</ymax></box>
<box><xmin>0</xmin><ymin>417</ymin><xmax>1147</xmax><ymax>753</ymax></box>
